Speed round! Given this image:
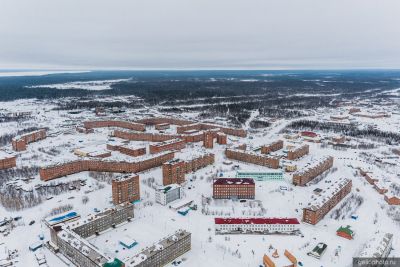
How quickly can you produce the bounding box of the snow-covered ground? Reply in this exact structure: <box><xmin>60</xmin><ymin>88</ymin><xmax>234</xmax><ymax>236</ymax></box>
<box><xmin>0</xmin><ymin>97</ymin><xmax>399</xmax><ymax>267</ymax></box>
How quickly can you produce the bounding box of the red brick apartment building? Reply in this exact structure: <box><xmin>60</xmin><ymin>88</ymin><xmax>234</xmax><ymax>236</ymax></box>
<box><xmin>107</xmin><ymin>143</ymin><xmax>146</xmax><ymax>157</ymax></box>
<box><xmin>216</xmin><ymin>132</ymin><xmax>227</xmax><ymax>145</ymax></box>
<box><xmin>113</xmin><ymin>129</ymin><xmax>179</xmax><ymax>142</ymax></box>
<box><xmin>213</xmin><ymin>178</ymin><xmax>255</xmax><ymax>199</ymax></box>
<box><xmin>287</xmin><ymin>144</ymin><xmax>309</xmax><ymax>160</ymax></box>
<box><xmin>83</xmin><ymin>120</ymin><xmax>146</xmax><ymax>131</ymax></box>
<box><xmin>112</xmin><ymin>174</ymin><xmax>140</xmax><ymax>205</ymax></box>
<box><xmin>0</xmin><ymin>152</ymin><xmax>16</xmax><ymax>170</ymax></box>
<box><xmin>292</xmin><ymin>156</ymin><xmax>334</xmax><ymax>186</ymax></box>
<box><xmin>225</xmin><ymin>148</ymin><xmax>279</xmax><ymax>169</ymax></box>
<box><xmin>163</xmin><ymin>159</ymin><xmax>186</xmax><ymax>185</ymax></box>
<box><xmin>40</xmin><ymin>151</ymin><xmax>174</xmax><ymax>181</ymax></box>
<box><xmin>12</xmin><ymin>129</ymin><xmax>47</xmax><ymax>151</ymax></box>
<box><xmin>384</xmin><ymin>195</ymin><xmax>400</xmax><ymax>205</ymax></box>
<box><xmin>163</xmin><ymin>153</ymin><xmax>215</xmax><ymax>185</ymax></box>
<box><xmin>155</xmin><ymin>123</ymin><xmax>170</xmax><ymax>130</ymax></box>
<box><xmin>303</xmin><ymin>178</ymin><xmax>352</xmax><ymax>225</ymax></box>
<box><xmin>181</xmin><ymin>130</ymin><xmax>204</xmax><ymax>143</ymax></box>
<box><xmin>149</xmin><ymin>138</ymin><xmax>186</xmax><ymax>154</ymax></box>
<box><xmin>260</xmin><ymin>140</ymin><xmax>284</xmax><ymax>154</ymax></box>
<box><xmin>203</xmin><ymin>131</ymin><xmax>214</xmax><ymax>148</ymax></box>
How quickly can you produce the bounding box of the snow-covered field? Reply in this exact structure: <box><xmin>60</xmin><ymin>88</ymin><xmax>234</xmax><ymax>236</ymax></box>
<box><xmin>0</xmin><ymin>97</ymin><xmax>399</xmax><ymax>267</ymax></box>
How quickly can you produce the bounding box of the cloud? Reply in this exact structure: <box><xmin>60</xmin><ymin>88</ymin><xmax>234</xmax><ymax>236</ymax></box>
<box><xmin>0</xmin><ymin>0</ymin><xmax>399</xmax><ymax>69</ymax></box>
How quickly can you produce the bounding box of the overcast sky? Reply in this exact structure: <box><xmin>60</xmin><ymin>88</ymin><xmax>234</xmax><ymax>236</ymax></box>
<box><xmin>0</xmin><ymin>0</ymin><xmax>399</xmax><ymax>70</ymax></box>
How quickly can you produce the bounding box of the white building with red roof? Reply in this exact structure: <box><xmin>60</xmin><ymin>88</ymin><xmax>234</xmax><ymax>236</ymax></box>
<box><xmin>214</xmin><ymin>217</ymin><xmax>300</xmax><ymax>235</ymax></box>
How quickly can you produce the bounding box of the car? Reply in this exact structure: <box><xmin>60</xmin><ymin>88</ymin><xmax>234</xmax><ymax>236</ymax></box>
<box><xmin>29</xmin><ymin>220</ymin><xmax>35</xmax><ymax>225</ymax></box>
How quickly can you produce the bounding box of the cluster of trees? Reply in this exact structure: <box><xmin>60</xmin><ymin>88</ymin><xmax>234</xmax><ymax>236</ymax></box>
<box><xmin>0</xmin><ymin>187</ymin><xmax>43</xmax><ymax>211</ymax></box>
<box><xmin>286</xmin><ymin>120</ymin><xmax>400</xmax><ymax>144</ymax></box>
<box><xmin>330</xmin><ymin>193</ymin><xmax>363</xmax><ymax>220</ymax></box>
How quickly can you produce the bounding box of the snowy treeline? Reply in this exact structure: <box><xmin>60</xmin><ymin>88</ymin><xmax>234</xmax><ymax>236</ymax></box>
<box><xmin>285</xmin><ymin>120</ymin><xmax>400</xmax><ymax>144</ymax></box>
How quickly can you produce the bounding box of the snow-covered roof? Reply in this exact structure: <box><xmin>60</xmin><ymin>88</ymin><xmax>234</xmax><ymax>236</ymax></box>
<box><xmin>305</xmin><ymin>178</ymin><xmax>351</xmax><ymax>211</ymax></box>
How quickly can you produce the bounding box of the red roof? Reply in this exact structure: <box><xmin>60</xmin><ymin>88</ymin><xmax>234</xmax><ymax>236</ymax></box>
<box><xmin>214</xmin><ymin>218</ymin><xmax>300</xmax><ymax>225</ymax></box>
<box><xmin>213</xmin><ymin>178</ymin><xmax>255</xmax><ymax>186</ymax></box>
<box><xmin>300</xmin><ymin>131</ymin><xmax>318</xmax><ymax>137</ymax></box>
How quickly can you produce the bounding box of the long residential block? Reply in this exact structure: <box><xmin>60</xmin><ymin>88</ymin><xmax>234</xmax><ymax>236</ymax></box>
<box><xmin>149</xmin><ymin>138</ymin><xmax>186</xmax><ymax>154</ymax></box>
<box><xmin>40</xmin><ymin>152</ymin><xmax>174</xmax><ymax>181</ymax></box>
<box><xmin>292</xmin><ymin>156</ymin><xmax>334</xmax><ymax>186</ymax></box>
<box><xmin>225</xmin><ymin>148</ymin><xmax>279</xmax><ymax>169</ymax></box>
<box><xmin>83</xmin><ymin>120</ymin><xmax>146</xmax><ymax>131</ymax></box>
<box><xmin>12</xmin><ymin>129</ymin><xmax>47</xmax><ymax>151</ymax></box>
<box><xmin>302</xmin><ymin>178</ymin><xmax>352</xmax><ymax>225</ymax></box>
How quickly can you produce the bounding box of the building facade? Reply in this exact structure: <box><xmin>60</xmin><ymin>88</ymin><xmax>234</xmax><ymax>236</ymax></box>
<box><xmin>214</xmin><ymin>218</ymin><xmax>300</xmax><ymax>235</ymax></box>
<box><xmin>203</xmin><ymin>131</ymin><xmax>214</xmax><ymax>148</ymax></box>
<box><xmin>112</xmin><ymin>174</ymin><xmax>140</xmax><ymax>205</ymax></box>
<box><xmin>155</xmin><ymin>184</ymin><xmax>182</xmax><ymax>205</ymax></box>
<box><xmin>0</xmin><ymin>152</ymin><xmax>16</xmax><ymax>170</ymax></box>
<box><xmin>287</xmin><ymin>144</ymin><xmax>309</xmax><ymax>160</ymax></box>
<box><xmin>40</xmin><ymin>151</ymin><xmax>174</xmax><ymax>181</ymax></box>
<box><xmin>149</xmin><ymin>139</ymin><xmax>186</xmax><ymax>154</ymax></box>
<box><xmin>216</xmin><ymin>132</ymin><xmax>227</xmax><ymax>145</ymax></box>
<box><xmin>107</xmin><ymin>143</ymin><xmax>146</xmax><ymax>157</ymax></box>
<box><xmin>163</xmin><ymin>153</ymin><xmax>215</xmax><ymax>185</ymax></box>
<box><xmin>302</xmin><ymin>178</ymin><xmax>352</xmax><ymax>225</ymax></box>
<box><xmin>12</xmin><ymin>129</ymin><xmax>47</xmax><ymax>151</ymax></box>
<box><xmin>260</xmin><ymin>140</ymin><xmax>284</xmax><ymax>154</ymax></box>
<box><xmin>225</xmin><ymin>148</ymin><xmax>280</xmax><ymax>169</ymax></box>
<box><xmin>213</xmin><ymin>178</ymin><xmax>255</xmax><ymax>199</ymax></box>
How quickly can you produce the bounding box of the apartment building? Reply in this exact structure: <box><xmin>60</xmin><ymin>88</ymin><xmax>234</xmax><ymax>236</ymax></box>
<box><xmin>359</xmin><ymin>232</ymin><xmax>393</xmax><ymax>260</ymax></box>
<box><xmin>0</xmin><ymin>151</ymin><xmax>16</xmax><ymax>170</ymax></box>
<box><xmin>125</xmin><ymin>230</ymin><xmax>191</xmax><ymax>267</ymax></box>
<box><xmin>216</xmin><ymin>132</ymin><xmax>227</xmax><ymax>145</ymax></box>
<box><xmin>112</xmin><ymin>174</ymin><xmax>140</xmax><ymax>205</ymax></box>
<box><xmin>155</xmin><ymin>184</ymin><xmax>182</xmax><ymax>205</ymax></box>
<box><xmin>292</xmin><ymin>156</ymin><xmax>334</xmax><ymax>186</ymax></box>
<box><xmin>113</xmin><ymin>129</ymin><xmax>179</xmax><ymax>142</ymax></box>
<box><xmin>83</xmin><ymin>120</ymin><xmax>146</xmax><ymax>131</ymax></box>
<box><xmin>163</xmin><ymin>159</ymin><xmax>186</xmax><ymax>185</ymax></box>
<box><xmin>40</xmin><ymin>151</ymin><xmax>174</xmax><ymax>181</ymax></box>
<box><xmin>260</xmin><ymin>140</ymin><xmax>284</xmax><ymax>154</ymax></box>
<box><xmin>286</xmin><ymin>144</ymin><xmax>309</xmax><ymax>160</ymax></box>
<box><xmin>225</xmin><ymin>148</ymin><xmax>280</xmax><ymax>169</ymax></box>
<box><xmin>155</xmin><ymin>123</ymin><xmax>170</xmax><ymax>130</ymax></box>
<box><xmin>12</xmin><ymin>129</ymin><xmax>47</xmax><ymax>151</ymax></box>
<box><xmin>162</xmin><ymin>153</ymin><xmax>215</xmax><ymax>185</ymax></box>
<box><xmin>48</xmin><ymin>203</ymin><xmax>134</xmax><ymax>267</ymax></box>
<box><xmin>213</xmin><ymin>178</ymin><xmax>255</xmax><ymax>199</ymax></box>
<box><xmin>203</xmin><ymin>131</ymin><xmax>214</xmax><ymax>148</ymax></box>
<box><xmin>107</xmin><ymin>142</ymin><xmax>146</xmax><ymax>157</ymax></box>
<box><xmin>149</xmin><ymin>139</ymin><xmax>186</xmax><ymax>154</ymax></box>
<box><xmin>303</xmin><ymin>178</ymin><xmax>352</xmax><ymax>225</ymax></box>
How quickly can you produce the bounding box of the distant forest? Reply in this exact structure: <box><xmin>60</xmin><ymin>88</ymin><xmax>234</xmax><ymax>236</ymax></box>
<box><xmin>1</xmin><ymin>70</ymin><xmax>400</xmax><ymax>102</ymax></box>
